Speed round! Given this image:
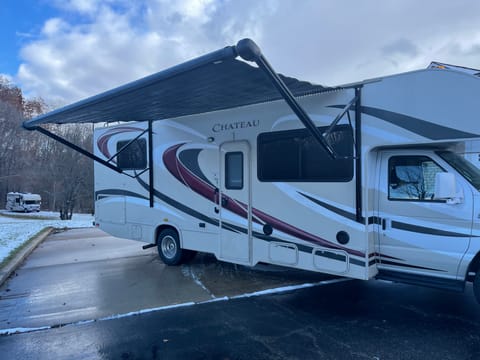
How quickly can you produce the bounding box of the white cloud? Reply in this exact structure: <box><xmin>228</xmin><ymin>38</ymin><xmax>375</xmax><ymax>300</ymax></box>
<box><xmin>14</xmin><ymin>0</ymin><xmax>480</xmax><ymax>105</ymax></box>
<box><xmin>42</xmin><ymin>18</ymin><xmax>69</xmax><ymax>36</ymax></box>
<box><xmin>52</xmin><ymin>0</ymin><xmax>104</xmax><ymax>15</ymax></box>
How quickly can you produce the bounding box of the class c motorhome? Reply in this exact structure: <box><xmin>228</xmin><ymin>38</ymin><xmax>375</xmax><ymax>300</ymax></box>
<box><xmin>6</xmin><ymin>192</ymin><xmax>41</xmax><ymax>212</ymax></box>
<box><xmin>23</xmin><ymin>39</ymin><xmax>480</xmax><ymax>303</ymax></box>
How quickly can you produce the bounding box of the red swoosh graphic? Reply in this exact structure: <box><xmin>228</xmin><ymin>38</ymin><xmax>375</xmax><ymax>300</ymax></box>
<box><xmin>163</xmin><ymin>143</ymin><xmax>365</xmax><ymax>258</ymax></box>
<box><xmin>97</xmin><ymin>126</ymin><xmax>145</xmax><ymax>160</ymax></box>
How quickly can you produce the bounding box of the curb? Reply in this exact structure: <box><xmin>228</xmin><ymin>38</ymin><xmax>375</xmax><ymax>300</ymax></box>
<box><xmin>0</xmin><ymin>227</ymin><xmax>54</xmax><ymax>287</ymax></box>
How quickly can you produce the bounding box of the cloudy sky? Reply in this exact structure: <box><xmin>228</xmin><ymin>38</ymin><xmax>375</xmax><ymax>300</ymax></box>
<box><xmin>2</xmin><ymin>0</ymin><xmax>480</xmax><ymax>106</ymax></box>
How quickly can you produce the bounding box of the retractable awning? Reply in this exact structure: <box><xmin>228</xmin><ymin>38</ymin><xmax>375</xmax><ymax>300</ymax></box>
<box><xmin>23</xmin><ymin>39</ymin><xmax>331</xmax><ymax>128</ymax></box>
<box><xmin>22</xmin><ymin>39</ymin><xmax>362</xmax><ymax>218</ymax></box>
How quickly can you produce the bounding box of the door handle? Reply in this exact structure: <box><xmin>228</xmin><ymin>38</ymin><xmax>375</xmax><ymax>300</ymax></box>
<box><xmin>382</xmin><ymin>218</ymin><xmax>391</xmax><ymax>231</ymax></box>
<box><xmin>214</xmin><ymin>188</ymin><xmax>220</xmax><ymax>213</ymax></box>
<box><xmin>221</xmin><ymin>196</ymin><xmax>228</xmax><ymax>207</ymax></box>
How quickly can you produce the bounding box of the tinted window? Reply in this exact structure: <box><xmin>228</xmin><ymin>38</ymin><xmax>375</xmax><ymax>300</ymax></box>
<box><xmin>388</xmin><ymin>156</ymin><xmax>445</xmax><ymax>201</ymax></box>
<box><xmin>257</xmin><ymin>124</ymin><xmax>353</xmax><ymax>182</ymax></box>
<box><xmin>225</xmin><ymin>152</ymin><xmax>243</xmax><ymax>189</ymax></box>
<box><xmin>117</xmin><ymin>138</ymin><xmax>147</xmax><ymax>170</ymax></box>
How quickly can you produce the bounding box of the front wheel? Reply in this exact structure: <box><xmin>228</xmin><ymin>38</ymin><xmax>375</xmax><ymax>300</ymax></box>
<box><xmin>474</xmin><ymin>271</ymin><xmax>480</xmax><ymax>304</ymax></box>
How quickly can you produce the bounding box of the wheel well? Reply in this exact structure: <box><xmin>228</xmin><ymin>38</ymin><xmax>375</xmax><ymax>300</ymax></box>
<box><xmin>154</xmin><ymin>225</ymin><xmax>180</xmax><ymax>245</ymax></box>
<box><xmin>467</xmin><ymin>252</ymin><xmax>480</xmax><ymax>282</ymax></box>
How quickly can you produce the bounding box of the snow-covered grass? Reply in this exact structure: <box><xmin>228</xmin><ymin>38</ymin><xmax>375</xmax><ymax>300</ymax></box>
<box><xmin>0</xmin><ymin>211</ymin><xmax>94</xmax><ymax>265</ymax></box>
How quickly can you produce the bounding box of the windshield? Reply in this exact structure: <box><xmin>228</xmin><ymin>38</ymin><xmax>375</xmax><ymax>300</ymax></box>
<box><xmin>437</xmin><ymin>151</ymin><xmax>480</xmax><ymax>191</ymax></box>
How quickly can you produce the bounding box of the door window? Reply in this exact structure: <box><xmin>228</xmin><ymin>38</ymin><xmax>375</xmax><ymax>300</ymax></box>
<box><xmin>388</xmin><ymin>156</ymin><xmax>445</xmax><ymax>201</ymax></box>
<box><xmin>225</xmin><ymin>152</ymin><xmax>243</xmax><ymax>190</ymax></box>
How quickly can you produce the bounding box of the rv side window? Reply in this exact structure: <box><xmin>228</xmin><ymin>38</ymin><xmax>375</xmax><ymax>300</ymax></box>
<box><xmin>116</xmin><ymin>138</ymin><xmax>147</xmax><ymax>170</ymax></box>
<box><xmin>225</xmin><ymin>152</ymin><xmax>243</xmax><ymax>190</ymax></box>
<box><xmin>257</xmin><ymin>124</ymin><xmax>353</xmax><ymax>182</ymax></box>
<box><xmin>388</xmin><ymin>156</ymin><xmax>445</xmax><ymax>201</ymax></box>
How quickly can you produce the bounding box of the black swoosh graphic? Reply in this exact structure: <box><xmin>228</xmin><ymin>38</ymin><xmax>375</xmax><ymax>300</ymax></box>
<box><xmin>132</xmin><ymin>176</ymin><xmax>368</xmax><ymax>267</ymax></box>
<box><xmin>95</xmin><ymin>189</ymin><xmax>149</xmax><ymax>200</ymax></box>
<box><xmin>329</xmin><ymin>105</ymin><xmax>478</xmax><ymax>140</ymax></box>
<box><xmin>178</xmin><ymin>148</ymin><xmax>214</xmax><ymax>186</ymax></box>
<box><xmin>379</xmin><ymin>259</ymin><xmax>445</xmax><ymax>272</ymax></box>
<box><xmin>299</xmin><ymin>191</ymin><xmax>473</xmax><ymax>238</ymax></box>
<box><xmin>391</xmin><ymin>221</ymin><xmax>471</xmax><ymax>237</ymax></box>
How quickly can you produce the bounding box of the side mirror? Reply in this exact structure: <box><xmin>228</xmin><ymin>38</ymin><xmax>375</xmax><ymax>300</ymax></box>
<box><xmin>434</xmin><ymin>173</ymin><xmax>462</xmax><ymax>203</ymax></box>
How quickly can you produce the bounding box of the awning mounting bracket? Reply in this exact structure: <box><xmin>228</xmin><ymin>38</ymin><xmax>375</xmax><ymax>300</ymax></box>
<box><xmin>235</xmin><ymin>39</ymin><xmax>337</xmax><ymax>159</ymax></box>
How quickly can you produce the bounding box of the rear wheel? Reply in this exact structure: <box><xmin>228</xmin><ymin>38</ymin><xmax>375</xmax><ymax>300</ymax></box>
<box><xmin>474</xmin><ymin>271</ymin><xmax>480</xmax><ymax>304</ymax></box>
<box><xmin>157</xmin><ymin>229</ymin><xmax>197</xmax><ymax>265</ymax></box>
<box><xmin>157</xmin><ymin>229</ymin><xmax>182</xmax><ymax>265</ymax></box>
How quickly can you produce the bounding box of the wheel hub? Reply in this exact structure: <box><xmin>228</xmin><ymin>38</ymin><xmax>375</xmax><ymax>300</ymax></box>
<box><xmin>161</xmin><ymin>235</ymin><xmax>177</xmax><ymax>259</ymax></box>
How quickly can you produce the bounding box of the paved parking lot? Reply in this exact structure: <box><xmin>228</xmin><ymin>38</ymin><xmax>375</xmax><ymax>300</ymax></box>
<box><xmin>1</xmin><ymin>278</ymin><xmax>480</xmax><ymax>359</ymax></box>
<box><xmin>0</xmin><ymin>228</ymin><xmax>333</xmax><ymax>331</ymax></box>
<box><xmin>1</xmin><ymin>228</ymin><xmax>479</xmax><ymax>359</ymax></box>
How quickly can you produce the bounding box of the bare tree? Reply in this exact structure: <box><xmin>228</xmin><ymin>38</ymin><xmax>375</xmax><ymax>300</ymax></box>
<box><xmin>0</xmin><ymin>102</ymin><xmax>22</xmax><ymax>195</ymax></box>
<box><xmin>0</xmin><ymin>77</ymin><xmax>94</xmax><ymax>217</ymax></box>
<box><xmin>45</xmin><ymin>124</ymin><xmax>93</xmax><ymax>219</ymax></box>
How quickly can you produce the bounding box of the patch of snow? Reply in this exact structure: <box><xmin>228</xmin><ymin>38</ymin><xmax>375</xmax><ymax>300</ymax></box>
<box><xmin>99</xmin><ymin>301</ymin><xmax>197</xmax><ymax>322</ymax></box>
<box><xmin>181</xmin><ymin>264</ymin><xmax>215</xmax><ymax>299</ymax></box>
<box><xmin>0</xmin><ymin>211</ymin><xmax>93</xmax><ymax>263</ymax></box>
<box><xmin>0</xmin><ymin>302</ymin><xmax>197</xmax><ymax>335</ymax></box>
<box><xmin>0</xmin><ymin>326</ymin><xmax>51</xmax><ymax>335</ymax></box>
<box><xmin>230</xmin><ymin>278</ymin><xmax>351</xmax><ymax>299</ymax></box>
<box><xmin>0</xmin><ymin>278</ymin><xmax>349</xmax><ymax>336</ymax></box>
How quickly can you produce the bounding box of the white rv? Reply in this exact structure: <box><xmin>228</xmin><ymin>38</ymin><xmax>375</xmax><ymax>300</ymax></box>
<box><xmin>23</xmin><ymin>39</ymin><xmax>480</xmax><ymax>303</ymax></box>
<box><xmin>6</xmin><ymin>192</ymin><xmax>41</xmax><ymax>212</ymax></box>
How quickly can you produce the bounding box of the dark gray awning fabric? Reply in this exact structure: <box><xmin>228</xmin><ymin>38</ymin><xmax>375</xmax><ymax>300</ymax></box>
<box><xmin>23</xmin><ymin>43</ymin><xmax>331</xmax><ymax>128</ymax></box>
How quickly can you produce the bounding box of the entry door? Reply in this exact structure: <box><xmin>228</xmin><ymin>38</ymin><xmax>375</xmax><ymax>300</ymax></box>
<box><xmin>377</xmin><ymin>151</ymin><xmax>471</xmax><ymax>278</ymax></box>
<box><xmin>219</xmin><ymin>141</ymin><xmax>251</xmax><ymax>264</ymax></box>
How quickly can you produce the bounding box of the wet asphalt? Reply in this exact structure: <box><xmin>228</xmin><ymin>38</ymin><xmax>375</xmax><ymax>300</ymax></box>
<box><xmin>1</xmin><ymin>228</ymin><xmax>480</xmax><ymax>359</ymax></box>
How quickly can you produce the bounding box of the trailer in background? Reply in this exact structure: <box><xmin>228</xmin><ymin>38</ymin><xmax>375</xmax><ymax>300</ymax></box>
<box><xmin>6</xmin><ymin>192</ymin><xmax>41</xmax><ymax>212</ymax></box>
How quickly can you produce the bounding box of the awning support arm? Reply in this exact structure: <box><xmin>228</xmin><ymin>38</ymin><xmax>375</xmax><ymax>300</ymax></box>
<box><xmin>32</xmin><ymin>126</ymin><xmax>124</xmax><ymax>174</ymax></box>
<box><xmin>323</xmin><ymin>94</ymin><xmax>359</xmax><ymax>139</ymax></box>
<box><xmin>148</xmin><ymin>120</ymin><xmax>154</xmax><ymax>208</ymax></box>
<box><xmin>107</xmin><ymin>128</ymin><xmax>149</xmax><ymax>162</ymax></box>
<box><xmin>354</xmin><ymin>87</ymin><xmax>362</xmax><ymax>223</ymax></box>
<box><xmin>32</xmin><ymin>126</ymin><xmax>153</xmax><ymax>179</ymax></box>
<box><xmin>235</xmin><ymin>39</ymin><xmax>336</xmax><ymax>159</ymax></box>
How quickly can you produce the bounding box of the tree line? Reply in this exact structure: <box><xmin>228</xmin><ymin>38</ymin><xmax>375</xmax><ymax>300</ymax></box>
<box><xmin>0</xmin><ymin>77</ymin><xmax>93</xmax><ymax>218</ymax></box>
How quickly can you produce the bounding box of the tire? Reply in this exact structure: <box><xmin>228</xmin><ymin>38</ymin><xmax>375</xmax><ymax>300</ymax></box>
<box><xmin>157</xmin><ymin>229</ymin><xmax>183</xmax><ymax>265</ymax></box>
<box><xmin>474</xmin><ymin>271</ymin><xmax>480</xmax><ymax>305</ymax></box>
<box><xmin>157</xmin><ymin>228</ymin><xmax>198</xmax><ymax>266</ymax></box>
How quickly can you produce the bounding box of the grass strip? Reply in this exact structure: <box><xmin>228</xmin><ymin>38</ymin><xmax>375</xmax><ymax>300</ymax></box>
<box><xmin>0</xmin><ymin>227</ymin><xmax>52</xmax><ymax>269</ymax></box>
<box><xmin>0</xmin><ymin>212</ymin><xmax>56</xmax><ymax>221</ymax></box>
